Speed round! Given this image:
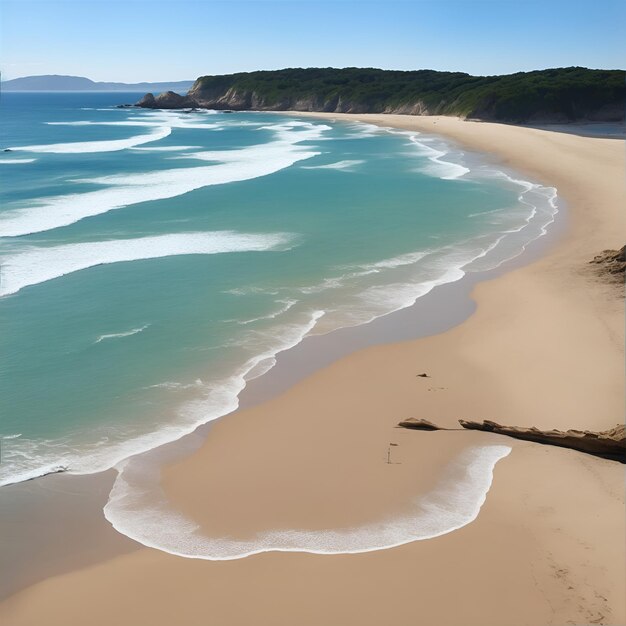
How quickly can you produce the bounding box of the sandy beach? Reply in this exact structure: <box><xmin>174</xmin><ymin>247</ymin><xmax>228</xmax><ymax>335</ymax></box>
<box><xmin>1</xmin><ymin>115</ymin><xmax>624</xmax><ymax>626</ymax></box>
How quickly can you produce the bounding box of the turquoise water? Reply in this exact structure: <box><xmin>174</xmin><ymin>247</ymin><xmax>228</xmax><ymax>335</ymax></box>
<box><xmin>0</xmin><ymin>93</ymin><xmax>557</xmax><ymax>485</ymax></box>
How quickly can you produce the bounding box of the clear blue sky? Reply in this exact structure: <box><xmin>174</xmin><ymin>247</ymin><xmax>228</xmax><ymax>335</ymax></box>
<box><xmin>1</xmin><ymin>0</ymin><xmax>624</xmax><ymax>81</ymax></box>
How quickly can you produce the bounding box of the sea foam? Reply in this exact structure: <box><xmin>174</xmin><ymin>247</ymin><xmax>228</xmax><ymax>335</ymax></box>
<box><xmin>302</xmin><ymin>159</ymin><xmax>365</xmax><ymax>171</ymax></box>
<box><xmin>0</xmin><ymin>231</ymin><xmax>296</xmax><ymax>296</ymax></box>
<box><xmin>407</xmin><ymin>134</ymin><xmax>470</xmax><ymax>180</ymax></box>
<box><xmin>103</xmin><ymin>444</ymin><xmax>511</xmax><ymax>560</ymax></box>
<box><xmin>0</xmin><ymin>121</ymin><xmax>328</xmax><ymax>237</ymax></box>
<box><xmin>9</xmin><ymin>126</ymin><xmax>172</xmax><ymax>154</ymax></box>
<box><xmin>95</xmin><ymin>324</ymin><xmax>151</xmax><ymax>343</ymax></box>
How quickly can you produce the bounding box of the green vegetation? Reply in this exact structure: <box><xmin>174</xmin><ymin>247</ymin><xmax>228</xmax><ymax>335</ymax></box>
<box><xmin>191</xmin><ymin>67</ymin><xmax>625</xmax><ymax>122</ymax></box>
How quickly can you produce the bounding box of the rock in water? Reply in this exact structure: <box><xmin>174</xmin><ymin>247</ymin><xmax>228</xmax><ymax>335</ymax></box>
<box><xmin>459</xmin><ymin>420</ymin><xmax>625</xmax><ymax>462</ymax></box>
<box><xmin>135</xmin><ymin>91</ymin><xmax>197</xmax><ymax>109</ymax></box>
<box><xmin>136</xmin><ymin>92</ymin><xmax>156</xmax><ymax>108</ymax></box>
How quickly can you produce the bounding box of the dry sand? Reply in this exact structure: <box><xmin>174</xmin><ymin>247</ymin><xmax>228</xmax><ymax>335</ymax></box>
<box><xmin>1</xmin><ymin>116</ymin><xmax>624</xmax><ymax>626</ymax></box>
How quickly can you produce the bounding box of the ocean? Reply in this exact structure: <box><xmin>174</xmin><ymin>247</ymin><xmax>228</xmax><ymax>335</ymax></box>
<box><xmin>0</xmin><ymin>92</ymin><xmax>558</xmax><ymax>487</ymax></box>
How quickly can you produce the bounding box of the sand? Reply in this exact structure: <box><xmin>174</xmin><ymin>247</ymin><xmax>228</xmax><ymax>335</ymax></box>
<box><xmin>1</xmin><ymin>116</ymin><xmax>624</xmax><ymax>626</ymax></box>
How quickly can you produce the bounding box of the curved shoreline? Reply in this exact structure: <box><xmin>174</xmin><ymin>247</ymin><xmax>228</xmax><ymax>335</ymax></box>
<box><xmin>1</xmin><ymin>117</ymin><xmax>624</xmax><ymax>626</ymax></box>
<box><xmin>104</xmin><ymin>445</ymin><xmax>512</xmax><ymax>560</ymax></box>
<box><xmin>0</xmin><ymin>115</ymin><xmax>558</xmax><ymax>488</ymax></box>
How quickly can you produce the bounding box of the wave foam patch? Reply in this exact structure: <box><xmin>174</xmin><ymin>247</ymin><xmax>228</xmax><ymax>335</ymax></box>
<box><xmin>147</xmin><ymin>379</ymin><xmax>204</xmax><ymax>391</ymax></box>
<box><xmin>131</xmin><ymin>145</ymin><xmax>203</xmax><ymax>152</ymax></box>
<box><xmin>239</xmin><ymin>299</ymin><xmax>298</xmax><ymax>325</ymax></box>
<box><xmin>8</xmin><ymin>126</ymin><xmax>172</xmax><ymax>154</ymax></box>
<box><xmin>46</xmin><ymin>121</ymin><xmax>161</xmax><ymax>127</ymax></box>
<box><xmin>355</xmin><ymin>249</ymin><xmax>432</xmax><ymax>271</ymax></box>
<box><xmin>345</xmin><ymin>122</ymin><xmax>383</xmax><ymax>138</ymax></box>
<box><xmin>0</xmin><ymin>158</ymin><xmax>37</xmax><ymax>164</ymax></box>
<box><xmin>47</xmin><ymin>117</ymin><xmax>226</xmax><ymax>131</ymax></box>
<box><xmin>1</xmin><ymin>122</ymin><xmax>328</xmax><ymax>237</ymax></box>
<box><xmin>407</xmin><ymin>134</ymin><xmax>470</xmax><ymax>180</ymax></box>
<box><xmin>464</xmin><ymin>180</ymin><xmax>559</xmax><ymax>272</ymax></box>
<box><xmin>95</xmin><ymin>324</ymin><xmax>151</xmax><ymax>343</ymax></box>
<box><xmin>302</xmin><ymin>159</ymin><xmax>364</xmax><ymax>171</ymax></box>
<box><xmin>0</xmin><ymin>231</ymin><xmax>296</xmax><ymax>296</ymax></box>
<box><xmin>104</xmin><ymin>445</ymin><xmax>511</xmax><ymax>560</ymax></box>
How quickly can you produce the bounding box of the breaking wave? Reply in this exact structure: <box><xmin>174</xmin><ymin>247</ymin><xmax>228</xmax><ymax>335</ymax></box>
<box><xmin>0</xmin><ymin>231</ymin><xmax>297</xmax><ymax>296</ymax></box>
<box><xmin>104</xmin><ymin>445</ymin><xmax>511</xmax><ymax>559</ymax></box>
<box><xmin>8</xmin><ymin>126</ymin><xmax>172</xmax><ymax>154</ymax></box>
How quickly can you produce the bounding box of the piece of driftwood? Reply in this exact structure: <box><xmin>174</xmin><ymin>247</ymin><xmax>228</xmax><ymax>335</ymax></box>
<box><xmin>397</xmin><ymin>418</ymin><xmax>441</xmax><ymax>431</ymax></box>
<box><xmin>397</xmin><ymin>418</ymin><xmax>625</xmax><ymax>462</ymax></box>
<box><xmin>459</xmin><ymin>420</ymin><xmax>625</xmax><ymax>462</ymax></box>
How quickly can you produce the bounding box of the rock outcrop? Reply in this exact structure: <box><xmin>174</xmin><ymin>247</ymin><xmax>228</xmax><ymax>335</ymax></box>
<box><xmin>136</xmin><ymin>92</ymin><xmax>156</xmax><ymax>107</ymax></box>
<box><xmin>589</xmin><ymin>246</ymin><xmax>626</xmax><ymax>283</ymax></box>
<box><xmin>398</xmin><ymin>418</ymin><xmax>625</xmax><ymax>462</ymax></box>
<box><xmin>135</xmin><ymin>91</ymin><xmax>197</xmax><ymax>109</ymax></box>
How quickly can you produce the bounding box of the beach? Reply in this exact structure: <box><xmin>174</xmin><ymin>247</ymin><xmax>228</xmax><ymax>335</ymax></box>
<box><xmin>1</xmin><ymin>115</ymin><xmax>624</xmax><ymax>625</ymax></box>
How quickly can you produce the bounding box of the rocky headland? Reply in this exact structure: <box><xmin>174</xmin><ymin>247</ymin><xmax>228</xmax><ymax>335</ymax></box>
<box><xmin>131</xmin><ymin>67</ymin><xmax>626</xmax><ymax>123</ymax></box>
<box><xmin>135</xmin><ymin>91</ymin><xmax>198</xmax><ymax>109</ymax></box>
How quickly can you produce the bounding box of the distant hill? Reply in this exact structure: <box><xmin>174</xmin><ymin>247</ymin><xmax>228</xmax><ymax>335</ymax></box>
<box><xmin>1</xmin><ymin>75</ymin><xmax>195</xmax><ymax>93</ymax></box>
<box><xmin>144</xmin><ymin>66</ymin><xmax>624</xmax><ymax>123</ymax></box>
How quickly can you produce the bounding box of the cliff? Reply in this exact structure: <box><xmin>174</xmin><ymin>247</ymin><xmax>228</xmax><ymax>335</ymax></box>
<box><xmin>135</xmin><ymin>67</ymin><xmax>625</xmax><ymax>123</ymax></box>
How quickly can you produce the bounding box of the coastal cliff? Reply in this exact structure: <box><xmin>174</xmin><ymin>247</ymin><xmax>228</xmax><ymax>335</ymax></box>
<box><xmin>135</xmin><ymin>67</ymin><xmax>625</xmax><ymax>123</ymax></box>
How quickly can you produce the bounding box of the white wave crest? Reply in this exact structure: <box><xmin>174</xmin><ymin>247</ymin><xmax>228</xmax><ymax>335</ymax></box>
<box><xmin>47</xmin><ymin>121</ymin><xmax>162</xmax><ymax>127</ymax></box>
<box><xmin>0</xmin><ymin>231</ymin><xmax>296</xmax><ymax>296</ymax></box>
<box><xmin>302</xmin><ymin>159</ymin><xmax>365</xmax><ymax>171</ymax></box>
<box><xmin>356</xmin><ymin>249</ymin><xmax>432</xmax><ymax>271</ymax></box>
<box><xmin>408</xmin><ymin>134</ymin><xmax>470</xmax><ymax>180</ymax></box>
<box><xmin>0</xmin><ymin>121</ymin><xmax>328</xmax><ymax>237</ymax></box>
<box><xmin>104</xmin><ymin>445</ymin><xmax>511</xmax><ymax>560</ymax></box>
<box><xmin>95</xmin><ymin>324</ymin><xmax>151</xmax><ymax>343</ymax></box>
<box><xmin>345</xmin><ymin>122</ymin><xmax>383</xmax><ymax>138</ymax></box>
<box><xmin>0</xmin><ymin>158</ymin><xmax>37</xmax><ymax>164</ymax></box>
<box><xmin>147</xmin><ymin>379</ymin><xmax>204</xmax><ymax>391</ymax></box>
<box><xmin>131</xmin><ymin>145</ymin><xmax>202</xmax><ymax>152</ymax></box>
<box><xmin>239</xmin><ymin>299</ymin><xmax>298</xmax><ymax>325</ymax></box>
<box><xmin>46</xmin><ymin>117</ymin><xmax>226</xmax><ymax>131</ymax></box>
<box><xmin>8</xmin><ymin>126</ymin><xmax>172</xmax><ymax>154</ymax></box>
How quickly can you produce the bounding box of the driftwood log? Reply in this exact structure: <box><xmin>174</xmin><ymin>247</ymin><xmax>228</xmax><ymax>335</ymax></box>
<box><xmin>397</xmin><ymin>418</ymin><xmax>440</xmax><ymax>431</ymax></box>
<box><xmin>398</xmin><ymin>418</ymin><xmax>625</xmax><ymax>462</ymax></box>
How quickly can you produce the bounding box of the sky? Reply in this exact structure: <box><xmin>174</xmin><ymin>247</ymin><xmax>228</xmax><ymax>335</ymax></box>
<box><xmin>1</xmin><ymin>0</ymin><xmax>624</xmax><ymax>82</ymax></box>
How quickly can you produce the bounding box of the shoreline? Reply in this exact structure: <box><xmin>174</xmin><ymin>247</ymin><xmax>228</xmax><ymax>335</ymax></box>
<box><xmin>0</xmin><ymin>120</ymin><xmax>566</xmax><ymax>587</ymax></box>
<box><xmin>0</xmin><ymin>176</ymin><xmax>561</xmax><ymax>595</ymax></box>
<box><xmin>0</xmin><ymin>111</ymin><xmax>555</xmax><ymax>490</ymax></box>
<box><xmin>1</xmin><ymin>115</ymin><xmax>624</xmax><ymax>625</ymax></box>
